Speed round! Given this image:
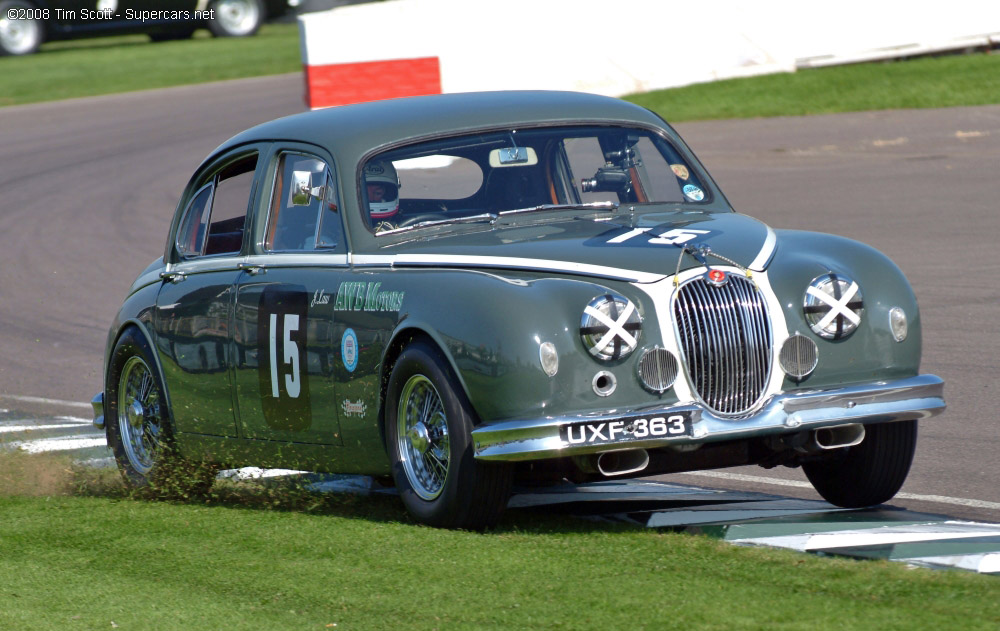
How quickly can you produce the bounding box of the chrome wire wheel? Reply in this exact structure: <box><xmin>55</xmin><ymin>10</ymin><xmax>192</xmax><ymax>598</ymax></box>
<box><xmin>396</xmin><ymin>374</ymin><xmax>450</xmax><ymax>500</ymax></box>
<box><xmin>117</xmin><ymin>356</ymin><xmax>165</xmax><ymax>476</ymax></box>
<box><xmin>212</xmin><ymin>0</ymin><xmax>261</xmax><ymax>36</ymax></box>
<box><xmin>0</xmin><ymin>11</ymin><xmax>42</xmax><ymax>55</ymax></box>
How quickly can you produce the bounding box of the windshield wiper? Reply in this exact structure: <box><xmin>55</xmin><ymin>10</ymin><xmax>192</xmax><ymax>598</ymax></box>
<box><xmin>375</xmin><ymin>212</ymin><xmax>499</xmax><ymax>237</ymax></box>
<box><xmin>497</xmin><ymin>201</ymin><xmax>620</xmax><ymax>217</ymax></box>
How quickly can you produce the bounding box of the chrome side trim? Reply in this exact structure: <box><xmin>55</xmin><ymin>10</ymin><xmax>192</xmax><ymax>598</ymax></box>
<box><xmin>91</xmin><ymin>392</ymin><xmax>105</xmax><ymax>430</ymax></box>
<box><xmin>471</xmin><ymin>374</ymin><xmax>945</xmax><ymax>461</ymax></box>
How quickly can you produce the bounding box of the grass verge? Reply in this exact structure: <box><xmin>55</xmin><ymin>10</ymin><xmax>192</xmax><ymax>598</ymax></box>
<box><xmin>0</xmin><ymin>451</ymin><xmax>998</xmax><ymax>630</ymax></box>
<box><xmin>0</xmin><ymin>23</ymin><xmax>301</xmax><ymax>107</ymax></box>
<box><xmin>625</xmin><ymin>52</ymin><xmax>1000</xmax><ymax>121</ymax></box>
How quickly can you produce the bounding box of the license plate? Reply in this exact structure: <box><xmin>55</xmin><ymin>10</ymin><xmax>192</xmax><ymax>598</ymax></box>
<box><xmin>560</xmin><ymin>412</ymin><xmax>693</xmax><ymax>446</ymax></box>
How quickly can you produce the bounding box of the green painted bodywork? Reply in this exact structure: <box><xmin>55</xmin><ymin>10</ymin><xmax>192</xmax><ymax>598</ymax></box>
<box><xmin>100</xmin><ymin>91</ymin><xmax>929</xmax><ymax>476</ymax></box>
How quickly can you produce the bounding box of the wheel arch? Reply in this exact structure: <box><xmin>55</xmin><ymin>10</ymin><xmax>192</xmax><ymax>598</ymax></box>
<box><xmin>106</xmin><ymin>319</ymin><xmax>175</xmax><ymax>423</ymax></box>
<box><xmin>377</xmin><ymin>323</ymin><xmax>469</xmax><ymax>450</ymax></box>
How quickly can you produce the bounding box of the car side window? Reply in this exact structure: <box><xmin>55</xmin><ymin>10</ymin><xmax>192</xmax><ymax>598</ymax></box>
<box><xmin>174</xmin><ymin>154</ymin><xmax>258</xmax><ymax>259</ymax></box>
<box><xmin>205</xmin><ymin>158</ymin><xmax>256</xmax><ymax>255</ymax></box>
<box><xmin>175</xmin><ymin>184</ymin><xmax>214</xmax><ymax>258</ymax></box>
<box><xmin>264</xmin><ymin>153</ymin><xmax>344</xmax><ymax>253</ymax></box>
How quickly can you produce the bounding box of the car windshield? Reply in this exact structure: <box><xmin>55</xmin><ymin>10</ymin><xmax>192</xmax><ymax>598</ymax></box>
<box><xmin>361</xmin><ymin>125</ymin><xmax>708</xmax><ymax>234</ymax></box>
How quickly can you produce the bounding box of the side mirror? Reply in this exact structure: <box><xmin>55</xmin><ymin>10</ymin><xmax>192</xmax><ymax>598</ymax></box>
<box><xmin>291</xmin><ymin>171</ymin><xmax>326</xmax><ymax>206</ymax></box>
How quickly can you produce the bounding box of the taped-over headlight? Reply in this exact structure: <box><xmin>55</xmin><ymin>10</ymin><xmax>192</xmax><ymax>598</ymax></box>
<box><xmin>803</xmin><ymin>273</ymin><xmax>864</xmax><ymax>340</ymax></box>
<box><xmin>580</xmin><ymin>294</ymin><xmax>641</xmax><ymax>361</ymax></box>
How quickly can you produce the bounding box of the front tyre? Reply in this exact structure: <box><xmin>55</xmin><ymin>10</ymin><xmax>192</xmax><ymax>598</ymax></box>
<box><xmin>803</xmin><ymin>420</ymin><xmax>917</xmax><ymax>508</ymax></box>
<box><xmin>386</xmin><ymin>340</ymin><xmax>512</xmax><ymax>529</ymax></box>
<box><xmin>208</xmin><ymin>0</ymin><xmax>263</xmax><ymax>37</ymax></box>
<box><xmin>0</xmin><ymin>1</ymin><xmax>44</xmax><ymax>56</ymax></box>
<box><xmin>106</xmin><ymin>328</ymin><xmax>215</xmax><ymax>496</ymax></box>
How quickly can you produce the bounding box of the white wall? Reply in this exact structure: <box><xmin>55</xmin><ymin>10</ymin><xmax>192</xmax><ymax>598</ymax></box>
<box><xmin>298</xmin><ymin>0</ymin><xmax>1000</xmax><ymax>102</ymax></box>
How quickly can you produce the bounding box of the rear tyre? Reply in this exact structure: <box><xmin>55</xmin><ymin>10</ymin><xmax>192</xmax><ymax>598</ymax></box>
<box><xmin>0</xmin><ymin>1</ymin><xmax>44</xmax><ymax>56</ymax></box>
<box><xmin>208</xmin><ymin>0</ymin><xmax>263</xmax><ymax>37</ymax></box>
<box><xmin>385</xmin><ymin>340</ymin><xmax>512</xmax><ymax>529</ymax></box>
<box><xmin>106</xmin><ymin>328</ymin><xmax>216</xmax><ymax>497</ymax></box>
<box><xmin>803</xmin><ymin>420</ymin><xmax>917</xmax><ymax>508</ymax></box>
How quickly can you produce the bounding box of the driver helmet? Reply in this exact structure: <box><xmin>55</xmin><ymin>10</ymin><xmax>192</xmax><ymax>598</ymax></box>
<box><xmin>363</xmin><ymin>160</ymin><xmax>400</xmax><ymax>220</ymax></box>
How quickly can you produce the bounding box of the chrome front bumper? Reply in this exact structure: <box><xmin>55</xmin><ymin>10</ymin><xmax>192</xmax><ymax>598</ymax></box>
<box><xmin>472</xmin><ymin>374</ymin><xmax>945</xmax><ymax>461</ymax></box>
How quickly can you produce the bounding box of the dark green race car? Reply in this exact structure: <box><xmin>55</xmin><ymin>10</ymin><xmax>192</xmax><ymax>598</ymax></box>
<box><xmin>92</xmin><ymin>91</ymin><xmax>945</xmax><ymax>528</ymax></box>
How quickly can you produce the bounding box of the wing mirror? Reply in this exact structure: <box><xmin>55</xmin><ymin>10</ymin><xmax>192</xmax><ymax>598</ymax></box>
<box><xmin>291</xmin><ymin>171</ymin><xmax>326</xmax><ymax>206</ymax></box>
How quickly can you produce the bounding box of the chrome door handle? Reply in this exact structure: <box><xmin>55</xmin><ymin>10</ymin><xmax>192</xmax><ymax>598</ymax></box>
<box><xmin>238</xmin><ymin>262</ymin><xmax>267</xmax><ymax>275</ymax></box>
<box><xmin>159</xmin><ymin>271</ymin><xmax>187</xmax><ymax>283</ymax></box>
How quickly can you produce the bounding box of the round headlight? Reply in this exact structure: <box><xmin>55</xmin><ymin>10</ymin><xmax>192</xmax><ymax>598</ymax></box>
<box><xmin>803</xmin><ymin>273</ymin><xmax>864</xmax><ymax>340</ymax></box>
<box><xmin>889</xmin><ymin>307</ymin><xmax>908</xmax><ymax>342</ymax></box>
<box><xmin>580</xmin><ymin>294</ymin><xmax>641</xmax><ymax>361</ymax></box>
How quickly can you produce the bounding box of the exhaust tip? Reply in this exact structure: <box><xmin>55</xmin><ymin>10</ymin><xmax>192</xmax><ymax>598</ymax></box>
<box><xmin>814</xmin><ymin>423</ymin><xmax>866</xmax><ymax>450</ymax></box>
<box><xmin>596</xmin><ymin>449</ymin><xmax>649</xmax><ymax>477</ymax></box>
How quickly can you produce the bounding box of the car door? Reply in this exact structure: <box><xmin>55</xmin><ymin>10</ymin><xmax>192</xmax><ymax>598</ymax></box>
<box><xmin>154</xmin><ymin>146</ymin><xmax>265</xmax><ymax>437</ymax></box>
<box><xmin>232</xmin><ymin>147</ymin><xmax>348</xmax><ymax>445</ymax></box>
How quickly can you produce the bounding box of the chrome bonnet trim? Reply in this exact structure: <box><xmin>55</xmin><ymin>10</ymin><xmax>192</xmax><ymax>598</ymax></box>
<box><xmin>471</xmin><ymin>374</ymin><xmax>944</xmax><ymax>461</ymax></box>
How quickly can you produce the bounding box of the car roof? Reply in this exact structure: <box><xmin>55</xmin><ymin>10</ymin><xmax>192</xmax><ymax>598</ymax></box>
<box><xmin>211</xmin><ymin>90</ymin><xmax>672</xmax><ymax>162</ymax></box>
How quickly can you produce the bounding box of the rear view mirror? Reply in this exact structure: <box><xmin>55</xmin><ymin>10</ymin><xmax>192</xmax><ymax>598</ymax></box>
<box><xmin>489</xmin><ymin>147</ymin><xmax>538</xmax><ymax>167</ymax></box>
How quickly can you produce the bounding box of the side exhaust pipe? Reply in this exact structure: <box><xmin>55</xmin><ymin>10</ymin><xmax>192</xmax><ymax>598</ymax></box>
<box><xmin>812</xmin><ymin>423</ymin><xmax>866</xmax><ymax>450</ymax></box>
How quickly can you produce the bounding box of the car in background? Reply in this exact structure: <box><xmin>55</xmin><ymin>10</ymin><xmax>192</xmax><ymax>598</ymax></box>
<box><xmin>91</xmin><ymin>91</ymin><xmax>945</xmax><ymax>529</ymax></box>
<box><xmin>0</xmin><ymin>0</ymin><xmax>297</xmax><ymax>55</ymax></box>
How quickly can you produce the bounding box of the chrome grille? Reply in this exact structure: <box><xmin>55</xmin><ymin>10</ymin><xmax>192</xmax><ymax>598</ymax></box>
<box><xmin>673</xmin><ymin>274</ymin><xmax>772</xmax><ymax>416</ymax></box>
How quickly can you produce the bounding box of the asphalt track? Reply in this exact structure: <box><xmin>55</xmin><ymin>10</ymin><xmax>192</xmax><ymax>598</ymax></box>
<box><xmin>0</xmin><ymin>74</ymin><xmax>997</xmax><ymax>522</ymax></box>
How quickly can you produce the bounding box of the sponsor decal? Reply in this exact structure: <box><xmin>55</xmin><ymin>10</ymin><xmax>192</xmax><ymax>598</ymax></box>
<box><xmin>561</xmin><ymin>412</ymin><xmax>694</xmax><ymax>445</ymax></box>
<box><xmin>341</xmin><ymin>399</ymin><xmax>368</xmax><ymax>417</ymax></box>
<box><xmin>604</xmin><ymin>226</ymin><xmax>711</xmax><ymax>246</ymax></box>
<box><xmin>310</xmin><ymin>289</ymin><xmax>331</xmax><ymax>307</ymax></box>
<box><xmin>682</xmin><ymin>184</ymin><xmax>705</xmax><ymax>201</ymax></box>
<box><xmin>333</xmin><ymin>281</ymin><xmax>405</xmax><ymax>312</ymax></box>
<box><xmin>671</xmin><ymin>164</ymin><xmax>690</xmax><ymax>180</ymax></box>
<box><xmin>341</xmin><ymin>328</ymin><xmax>358</xmax><ymax>372</ymax></box>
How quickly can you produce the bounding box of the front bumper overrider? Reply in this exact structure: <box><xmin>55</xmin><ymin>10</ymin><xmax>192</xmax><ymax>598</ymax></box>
<box><xmin>471</xmin><ymin>374</ymin><xmax>944</xmax><ymax>461</ymax></box>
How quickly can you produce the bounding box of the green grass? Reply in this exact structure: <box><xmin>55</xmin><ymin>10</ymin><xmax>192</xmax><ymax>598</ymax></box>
<box><xmin>0</xmin><ymin>455</ymin><xmax>997</xmax><ymax>630</ymax></box>
<box><xmin>625</xmin><ymin>52</ymin><xmax>1000</xmax><ymax>121</ymax></box>
<box><xmin>0</xmin><ymin>23</ymin><xmax>301</xmax><ymax>107</ymax></box>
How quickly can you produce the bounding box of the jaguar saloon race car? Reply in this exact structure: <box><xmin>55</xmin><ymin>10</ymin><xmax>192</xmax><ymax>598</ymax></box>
<box><xmin>92</xmin><ymin>90</ymin><xmax>945</xmax><ymax>528</ymax></box>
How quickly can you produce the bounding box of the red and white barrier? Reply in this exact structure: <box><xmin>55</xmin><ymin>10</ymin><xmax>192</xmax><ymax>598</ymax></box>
<box><xmin>297</xmin><ymin>0</ymin><xmax>1000</xmax><ymax>109</ymax></box>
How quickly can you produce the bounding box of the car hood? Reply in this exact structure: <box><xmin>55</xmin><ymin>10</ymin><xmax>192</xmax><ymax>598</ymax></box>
<box><xmin>375</xmin><ymin>210</ymin><xmax>775</xmax><ymax>283</ymax></box>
